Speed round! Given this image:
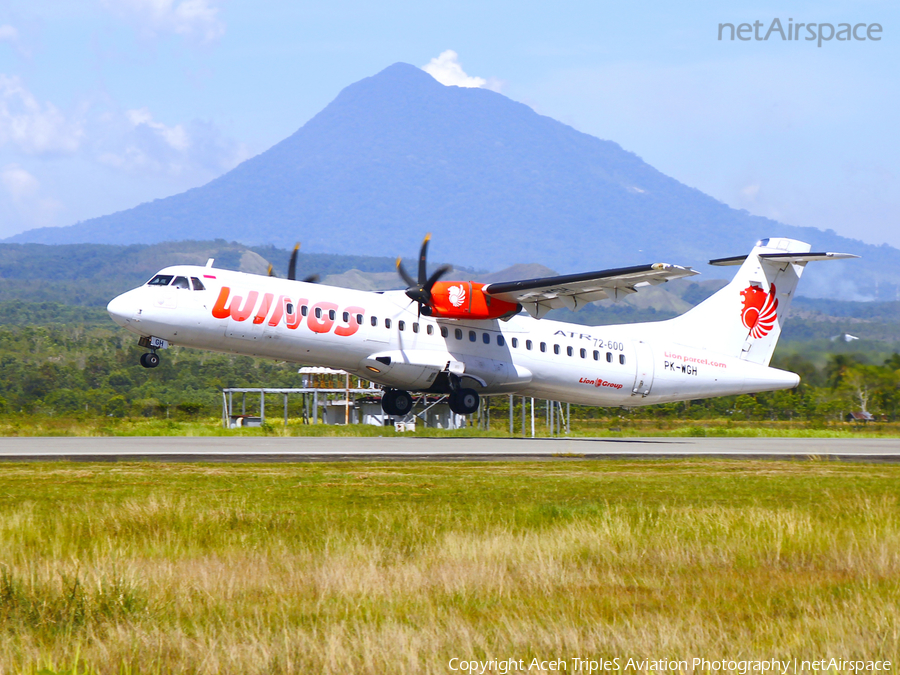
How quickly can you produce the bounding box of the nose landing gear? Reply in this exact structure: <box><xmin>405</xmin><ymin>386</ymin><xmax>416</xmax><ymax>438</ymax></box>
<box><xmin>137</xmin><ymin>336</ymin><xmax>167</xmax><ymax>368</ymax></box>
<box><xmin>139</xmin><ymin>352</ymin><xmax>160</xmax><ymax>369</ymax></box>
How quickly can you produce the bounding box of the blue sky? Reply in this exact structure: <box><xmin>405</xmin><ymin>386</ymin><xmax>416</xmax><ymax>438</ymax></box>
<box><xmin>1</xmin><ymin>0</ymin><xmax>897</xmax><ymax>250</ymax></box>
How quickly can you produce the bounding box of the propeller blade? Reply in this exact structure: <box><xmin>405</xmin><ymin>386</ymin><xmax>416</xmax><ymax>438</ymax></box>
<box><xmin>417</xmin><ymin>233</ymin><xmax>431</xmax><ymax>285</ymax></box>
<box><xmin>287</xmin><ymin>243</ymin><xmax>299</xmax><ymax>281</ymax></box>
<box><xmin>424</xmin><ymin>264</ymin><xmax>451</xmax><ymax>292</ymax></box>
<box><xmin>302</xmin><ymin>274</ymin><xmax>320</xmax><ymax>284</ymax></box>
<box><xmin>267</xmin><ymin>264</ymin><xmax>275</xmax><ymax>277</ymax></box>
<box><xmin>396</xmin><ymin>257</ymin><xmax>417</xmax><ymax>288</ymax></box>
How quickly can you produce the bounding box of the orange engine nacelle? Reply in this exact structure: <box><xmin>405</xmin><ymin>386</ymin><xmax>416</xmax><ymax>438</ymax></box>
<box><xmin>427</xmin><ymin>281</ymin><xmax>520</xmax><ymax>320</ymax></box>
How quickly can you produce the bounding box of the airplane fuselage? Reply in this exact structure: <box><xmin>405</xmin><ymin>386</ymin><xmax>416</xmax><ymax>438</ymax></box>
<box><xmin>107</xmin><ymin>264</ymin><xmax>799</xmax><ymax>407</ymax></box>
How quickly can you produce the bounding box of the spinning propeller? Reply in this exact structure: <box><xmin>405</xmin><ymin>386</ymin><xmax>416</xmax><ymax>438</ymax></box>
<box><xmin>267</xmin><ymin>243</ymin><xmax>320</xmax><ymax>283</ymax></box>
<box><xmin>396</xmin><ymin>234</ymin><xmax>451</xmax><ymax>317</ymax></box>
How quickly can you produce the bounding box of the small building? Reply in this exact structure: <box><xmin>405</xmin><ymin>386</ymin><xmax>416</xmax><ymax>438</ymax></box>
<box><xmin>846</xmin><ymin>411</ymin><xmax>875</xmax><ymax>423</ymax></box>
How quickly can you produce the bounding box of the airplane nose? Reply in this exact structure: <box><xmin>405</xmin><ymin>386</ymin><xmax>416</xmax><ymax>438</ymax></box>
<box><xmin>107</xmin><ymin>293</ymin><xmax>133</xmax><ymax>327</ymax></box>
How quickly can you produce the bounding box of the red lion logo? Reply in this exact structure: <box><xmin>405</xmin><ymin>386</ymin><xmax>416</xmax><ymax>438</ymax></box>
<box><xmin>740</xmin><ymin>284</ymin><xmax>778</xmax><ymax>339</ymax></box>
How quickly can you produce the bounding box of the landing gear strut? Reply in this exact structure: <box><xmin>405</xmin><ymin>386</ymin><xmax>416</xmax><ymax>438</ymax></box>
<box><xmin>381</xmin><ymin>388</ymin><xmax>413</xmax><ymax>416</ymax></box>
<box><xmin>140</xmin><ymin>352</ymin><xmax>160</xmax><ymax>369</ymax></box>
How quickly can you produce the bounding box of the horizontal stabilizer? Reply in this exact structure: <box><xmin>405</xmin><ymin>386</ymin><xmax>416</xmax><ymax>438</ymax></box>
<box><xmin>709</xmin><ymin>251</ymin><xmax>859</xmax><ymax>266</ymax></box>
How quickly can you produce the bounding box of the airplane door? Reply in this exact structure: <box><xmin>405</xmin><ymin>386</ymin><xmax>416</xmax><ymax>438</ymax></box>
<box><xmin>631</xmin><ymin>341</ymin><xmax>655</xmax><ymax>397</ymax></box>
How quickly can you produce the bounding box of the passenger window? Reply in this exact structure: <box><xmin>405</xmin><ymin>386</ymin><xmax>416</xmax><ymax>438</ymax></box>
<box><xmin>398</xmin><ymin>321</ymin><xmax>405</xmax><ymax>331</ymax></box>
<box><xmin>343</xmin><ymin>312</ymin><xmax>349</xmax><ymax>322</ymax></box>
<box><xmin>455</xmin><ymin>328</ymin><xmax>463</xmax><ymax>340</ymax></box>
<box><xmin>440</xmin><ymin>326</ymin><xmax>448</xmax><ymax>338</ymax></box>
<box><xmin>190</xmin><ymin>277</ymin><xmax>205</xmax><ymax>291</ymax></box>
<box><xmin>413</xmin><ymin>323</ymin><xmax>419</xmax><ymax>333</ymax></box>
<box><xmin>371</xmin><ymin>316</ymin><xmax>378</xmax><ymax>327</ymax></box>
<box><xmin>356</xmin><ymin>314</ymin><xmax>363</xmax><ymax>325</ymax></box>
<box><xmin>286</xmin><ymin>303</ymin><xmax>294</xmax><ymax>315</ymax></box>
<box><xmin>328</xmin><ymin>309</ymin><xmax>336</xmax><ymax>321</ymax></box>
<box><xmin>567</xmin><ymin>346</ymin><xmax>573</xmax><ymax>357</ymax></box>
<box><xmin>593</xmin><ymin>350</ymin><xmax>599</xmax><ymax>360</ymax></box>
<box><xmin>172</xmin><ymin>276</ymin><xmax>190</xmax><ymax>289</ymax></box>
<box><xmin>606</xmin><ymin>352</ymin><xmax>613</xmax><ymax>363</ymax></box>
<box><xmin>497</xmin><ymin>335</ymin><xmax>505</xmax><ymax>347</ymax></box>
<box><xmin>147</xmin><ymin>274</ymin><xmax>174</xmax><ymax>286</ymax></box>
<box><xmin>482</xmin><ymin>333</ymin><xmax>490</xmax><ymax>344</ymax></box>
<box><xmin>540</xmin><ymin>342</ymin><xmax>546</xmax><ymax>353</ymax></box>
<box><xmin>620</xmin><ymin>354</ymin><xmax>626</xmax><ymax>365</ymax></box>
<box><xmin>427</xmin><ymin>325</ymin><xmax>434</xmax><ymax>336</ymax></box>
<box><xmin>301</xmin><ymin>305</ymin><xmax>308</xmax><ymax>316</ymax></box>
<box><xmin>315</xmin><ymin>307</ymin><xmax>322</xmax><ymax>319</ymax></box>
<box><xmin>511</xmin><ymin>337</ymin><xmax>518</xmax><ymax>348</ymax></box>
<box><xmin>469</xmin><ymin>330</ymin><xmax>476</xmax><ymax>342</ymax></box>
<box><xmin>385</xmin><ymin>319</ymin><xmax>392</xmax><ymax>329</ymax></box>
<box><xmin>580</xmin><ymin>348</ymin><xmax>586</xmax><ymax>359</ymax></box>
<box><xmin>526</xmin><ymin>340</ymin><xmax>533</xmax><ymax>350</ymax></box>
<box><xmin>553</xmin><ymin>344</ymin><xmax>560</xmax><ymax>355</ymax></box>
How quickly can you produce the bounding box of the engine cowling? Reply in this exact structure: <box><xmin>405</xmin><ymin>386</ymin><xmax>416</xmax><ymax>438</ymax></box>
<box><xmin>426</xmin><ymin>281</ymin><xmax>521</xmax><ymax>320</ymax></box>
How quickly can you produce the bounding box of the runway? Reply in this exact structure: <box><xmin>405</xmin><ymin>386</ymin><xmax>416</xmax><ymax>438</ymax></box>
<box><xmin>0</xmin><ymin>436</ymin><xmax>897</xmax><ymax>462</ymax></box>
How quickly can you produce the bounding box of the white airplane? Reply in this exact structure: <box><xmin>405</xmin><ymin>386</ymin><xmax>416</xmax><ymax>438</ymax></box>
<box><xmin>106</xmin><ymin>236</ymin><xmax>856</xmax><ymax>417</ymax></box>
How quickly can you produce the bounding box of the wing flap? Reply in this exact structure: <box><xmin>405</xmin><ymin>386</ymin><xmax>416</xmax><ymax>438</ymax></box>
<box><xmin>483</xmin><ymin>262</ymin><xmax>698</xmax><ymax>318</ymax></box>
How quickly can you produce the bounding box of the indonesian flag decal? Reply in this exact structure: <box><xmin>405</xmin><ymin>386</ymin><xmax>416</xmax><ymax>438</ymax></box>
<box><xmin>740</xmin><ymin>284</ymin><xmax>779</xmax><ymax>338</ymax></box>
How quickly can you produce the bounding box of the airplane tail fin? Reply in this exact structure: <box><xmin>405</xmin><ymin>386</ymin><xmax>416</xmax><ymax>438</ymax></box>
<box><xmin>660</xmin><ymin>238</ymin><xmax>857</xmax><ymax>366</ymax></box>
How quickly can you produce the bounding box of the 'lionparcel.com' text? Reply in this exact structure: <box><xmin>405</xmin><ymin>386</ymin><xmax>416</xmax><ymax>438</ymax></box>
<box><xmin>448</xmin><ymin>656</ymin><xmax>893</xmax><ymax>674</ymax></box>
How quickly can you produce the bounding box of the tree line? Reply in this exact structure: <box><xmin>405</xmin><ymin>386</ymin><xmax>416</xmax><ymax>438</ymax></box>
<box><xmin>0</xmin><ymin>322</ymin><xmax>897</xmax><ymax>424</ymax></box>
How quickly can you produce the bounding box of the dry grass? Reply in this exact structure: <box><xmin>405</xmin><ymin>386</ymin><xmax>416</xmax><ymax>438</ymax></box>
<box><xmin>0</xmin><ymin>461</ymin><xmax>897</xmax><ymax>673</ymax></box>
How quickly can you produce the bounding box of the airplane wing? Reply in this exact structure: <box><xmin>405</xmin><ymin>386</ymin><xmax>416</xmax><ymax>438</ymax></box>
<box><xmin>483</xmin><ymin>263</ymin><xmax>699</xmax><ymax>319</ymax></box>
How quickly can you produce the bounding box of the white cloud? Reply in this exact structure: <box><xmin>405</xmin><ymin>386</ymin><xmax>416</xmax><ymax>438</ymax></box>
<box><xmin>422</xmin><ymin>50</ymin><xmax>502</xmax><ymax>91</ymax></box>
<box><xmin>0</xmin><ymin>164</ymin><xmax>63</xmax><ymax>229</ymax></box>
<box><xmin>0</xmin><ymin>75</ymin><xmax>84</xmax><ymax>155</ymax></box>
<box><xmin>98</xmin><ymin>106</ymin><xmax>249</xmax><ymax>177</ymax></box>
<box><xmin>0</xmin><ymin>25</ymin><xmax>18</xmax><ymax>43</ymax></box>
<box><xmin>102</xmin><ymin>0</ymin><xmax>225</xmax><ymax>42</ymax></box>
<box><xmin>1</xmin><ymin>164</ymin><xmax>39</xmax><ymax>201</ymax></box>
<box><xmin>127</xmin><ymin>107</ymin><xmax>190</xmax><ymax>151</ymax></box>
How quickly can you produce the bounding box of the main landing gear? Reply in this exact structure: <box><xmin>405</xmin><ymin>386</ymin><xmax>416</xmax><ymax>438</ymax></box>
<box><xmin>448</xmin><ymin>388</ymin><xmax>480</xmax><ymax>415</ymax></box>
<box><xmin>381</xmin><ymin>389</ymin><xmax>414</xmax><ymax>416</ymax></box>
<box><xmin>380</xmin><ymin>385</ymin><xmax>480</xmax><ymax>417</ymax></box>
<box><xmin>446</xmin><ymin>371</ymin><xmax>480</xmax><ymax>415</ymax></box>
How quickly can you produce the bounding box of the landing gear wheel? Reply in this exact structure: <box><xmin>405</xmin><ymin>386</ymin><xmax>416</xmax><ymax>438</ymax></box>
<box><xmin>381</xmin><ymin>389</ymin><xmax>413</xmax><ymax>416</ymax></box>
<box><xmin>140</xmin><ymin>352</ymin><xmax>160</xmax><ymax>369</ymax></box>
<box><xmin>392</xmin><ymin>390</ymin><xmax>413</xmax><ymax>416</ymax></box>
<box><xmin>449</xmin><ymin>388</ymin><xmax>479</xmax><ymax>415</ymax></box>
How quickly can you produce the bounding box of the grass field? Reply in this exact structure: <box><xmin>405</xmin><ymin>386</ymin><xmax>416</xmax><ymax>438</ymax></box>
<box><xmin>0</xmin><ymin>460</ymin><xmax>897</xmax><ymax>674</ymax></box>
<box><xmin>0</xmin><ymin>415</ymin><xmax>898</xmax><ymax>438</ymax></box>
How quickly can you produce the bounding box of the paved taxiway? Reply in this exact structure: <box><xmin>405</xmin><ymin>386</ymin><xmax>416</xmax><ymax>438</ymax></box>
<box><xmin>0</xmin><ymin>436</ymin><xmax>897</xmax><ymax>462</ymax></box>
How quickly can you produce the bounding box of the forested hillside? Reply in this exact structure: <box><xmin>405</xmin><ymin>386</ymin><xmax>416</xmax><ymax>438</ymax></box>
<box><xmin>0</xmin><ymin>241</ymin><xmax>897</xmax><ymax>426</ymax></box>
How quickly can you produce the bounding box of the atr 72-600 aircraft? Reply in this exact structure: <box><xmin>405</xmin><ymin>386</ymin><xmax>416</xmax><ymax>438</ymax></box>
<box><xmin>107</xmin><ymin>236</ymin><xmax>855</xmax><ymax>417</ymax></box>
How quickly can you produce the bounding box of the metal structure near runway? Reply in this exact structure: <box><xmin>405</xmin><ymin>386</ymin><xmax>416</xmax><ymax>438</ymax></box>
<box><xmin>223</xmin><ymin>368</ymin><xmax>575</xmax><ymax>436</ymax></box>
<box><xmin>222</xmin><ymin>367</ymin><xmax>469</xmax><ymax>430</ymax></box>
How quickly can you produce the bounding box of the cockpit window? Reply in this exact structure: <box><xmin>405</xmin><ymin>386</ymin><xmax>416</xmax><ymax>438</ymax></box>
<box><xmin>172</xmin><ymin>276</ymin><xmax>190</xmax><ymax>289</ymax></box>
<box><xmin>147</xmin><ymin>275</ymin><xmax>174</xmax><ymax>286</ymax></box>
<box><xmin>190</xmin><ymin>277</ymin><xmax>206</xmax><ymax>291</ymax></box>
